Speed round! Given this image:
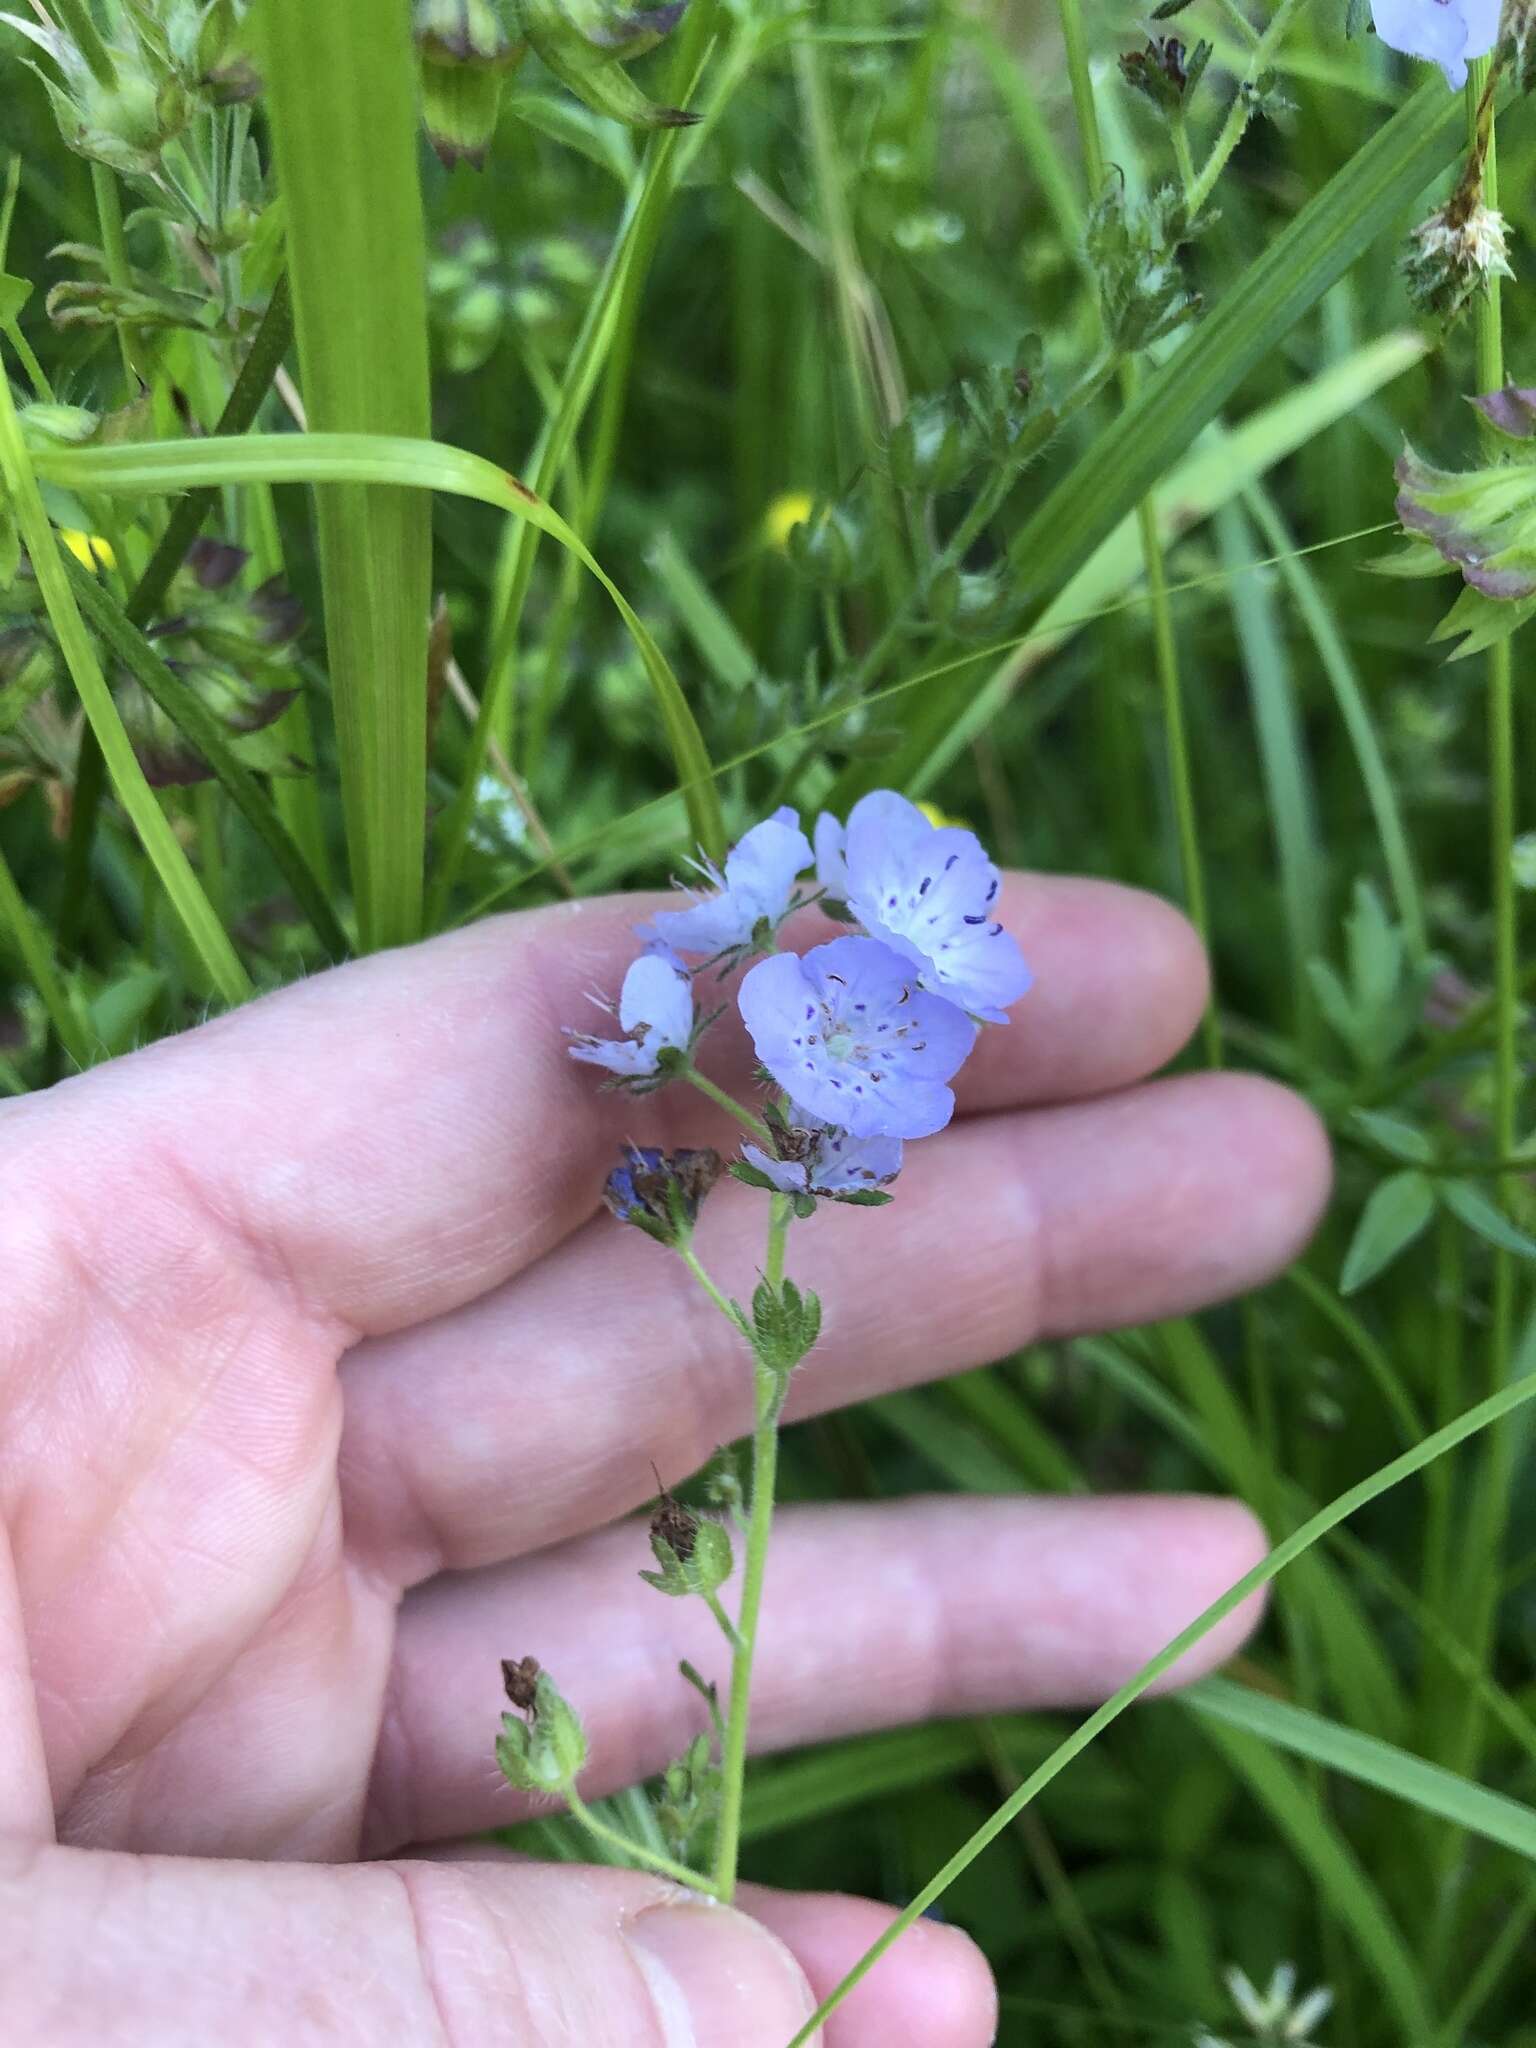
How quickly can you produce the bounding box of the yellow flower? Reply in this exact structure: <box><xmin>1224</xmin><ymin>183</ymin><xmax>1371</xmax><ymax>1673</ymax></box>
<box><xmin>762</xmin><ymin>491</ymin><xmax>815</xmax><ymax>552</ymax></box>
<box><xmin>916</xmin><ymin>799</ymin><xmax>967</xmax><ymax>830</ymax></box>
<box><xmin>60</xmin><ymin>529</ymin><xmax>115</xmax><ymax>573</ymax></box>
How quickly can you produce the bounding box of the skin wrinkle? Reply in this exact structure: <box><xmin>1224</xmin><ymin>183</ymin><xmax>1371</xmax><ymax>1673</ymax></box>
<box><xmin>390</xmin><ymin>1861</ymin><xmax>470</xmax><ymax>2048</ymax></box>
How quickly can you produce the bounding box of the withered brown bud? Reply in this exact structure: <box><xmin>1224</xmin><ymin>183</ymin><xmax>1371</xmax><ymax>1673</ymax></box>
<box><xmin>501</xmin><ymin>1655</ymin><xmax>541</xmax><ymax>1712</ymax></box>
<box><xmin>650</xmin><ymin>1477</ymin><xmax>699</xmax><ymax>1563</ymax></box>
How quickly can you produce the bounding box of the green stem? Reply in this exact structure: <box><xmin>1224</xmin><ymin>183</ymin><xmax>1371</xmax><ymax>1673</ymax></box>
<box><xmin>1057</xmin><ymin>0</ymin><xmax>1217</xmax><ymax>1063</ymax></box>
<box><xmin>1441</xmin><ymin>47</ymin><xmax>1519</xmax><ymax>1893</ymax></box>
<box><xmin>0</xmin><ymin>837</ymin><xmax>90</xmax><ymax>1068</ymax></box>
<box><xmin>677</xmin><ymin>1241</ymin><xmax>746</xmax><ymax>1334</ymax></box>
<box><xmin>711</xmin><ymin>1194</ymin><xmax>790</xmax><ymax>1901</ymax></box>
<box><xmin>703</xmin><ymin>1588</ymin><xmax>743</xmax><ymax>1652</ymax></box>
<box><xmin>1171</xmin><ymin>117</ymin><xmax>1197</xmax><ymax>205</ymax></box>
<box><xmin>562</xmin><ymin>1783</ymin><xmax>721</xmax><ymax>1895</ymax></box>
<box><xmin>90</xmin><ymin>163</ymin><xmax>136</xmax><ymax>394</ymax></box>
<box><xmin>682</xmin><ymin>1065</ymin><xmax>771</xmax><ymax>1142</ymax></box>
<box><xmin>1185</xmin><ymin>0</ymin><xmax>1306</xmax><ymax>218</ymax></box>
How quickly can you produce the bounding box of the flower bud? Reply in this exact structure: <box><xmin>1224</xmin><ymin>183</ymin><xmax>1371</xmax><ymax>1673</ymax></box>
<box><xmin>784</xmin><ymin>499</ymin><xmax>870</xmax><ymax>588</ymax></box>
<box><xmin>45</xmin><ymin>61</ymin><xmax>190</xmax><ymax>178</ymax></box>
<box><xmin>1118</xmin><ymin>35</ymin><xmax>1210</xmax><ymax>113</ymax></box>
<box><xmin>18</xmin><ymin>402</ymin><xmax>99</xmax><ymax>448</ymax></box>
<box><xmin>511</xmin><ymin>0</ymin><xmax>698</xmax><ymax>128</ymax></box>
<box><xmin>494</xmin><ymin>1667</ymin><xmax>589</xmax><ymax>1793</ymax></box>
<box><xmin>885</xmin><ymin>392</ymin><xmax>979</xmax><ymax>495</ymax></box>
<box><xmin>639</xmin><ymin>1513</ymin><xmax>733</xmax><ymax>1598</ymax></box>
<box><xmin>928</xmin><ymin>565</ymin><xmax>1019</xmax><ymax>640</ymax></box>
<box><xmin>416</xmin><ymin>0</ymin><xmax>525</xmax><ymax>168</ymax></box>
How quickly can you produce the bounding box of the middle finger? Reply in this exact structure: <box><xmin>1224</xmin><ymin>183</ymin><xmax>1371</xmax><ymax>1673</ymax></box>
<box><xmin>338</xmin><ymin>1072</ymin><xmax>1327</xmax><ymax>1587</ymax></box>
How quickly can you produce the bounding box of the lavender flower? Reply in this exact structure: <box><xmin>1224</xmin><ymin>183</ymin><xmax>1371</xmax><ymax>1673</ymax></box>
<box><xmin>740</xmin><ymin>1109</ymin><xmax>902</xmax><ymax>1203</ymax></box>
<box><xmin>1370</xmin><ymin>0</ymin><xmax>1499</xmax><ymax>90</ymax></box>
<box><xmin>818</xmin><ymin>790</ymin><xmax>1031</xmax><ymax>1024</ymax></box>
<box><xmin>814</xmin><ymin>809</ymin><xmax>849</xmax><ymax>902</ymax></box>
<box><xmin>644</xmin><ymin>806</ymin><xmax>813</xmax><ymax>962</ymax></box>
<box><xmin>567</xmin><ymin>951</ymin><xmax>693</xmax><ymax>1082</ymax></box>
<box><xmin>738</xmin><ymin>934</ymin><xmax>975</xmax><ymax>1139</ymax></box>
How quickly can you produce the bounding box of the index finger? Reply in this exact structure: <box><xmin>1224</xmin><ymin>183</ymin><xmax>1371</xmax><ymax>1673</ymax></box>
<box><xmin>9</xmin><ymin>877</ymin><xmax>1206</xmax><ymax>1338</ymax></box>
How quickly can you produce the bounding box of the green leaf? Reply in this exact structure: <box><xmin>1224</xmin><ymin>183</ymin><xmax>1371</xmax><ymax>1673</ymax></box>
<box><xmin>1440</xmin><ymin>1177</ymin><xmax>1536</xmax><ymax>1261</ymax></box>
<box><xmin>1186</xmin><ymin>1677</ymin><xmax>1536</xmax><ymax>1866</ymax></box>
<box><xmin>0</xmin><ymin>269</ymin><xmax>31</xmax><ymax>318</ymax></box>
<box><xmin>1350</xmin><ymin>1108</ymin><xmax>1435</xmax><ymax>1164</ymax></box>
<box><xmin>1340</xmin><ymin>1170</ymin><xmax>1436</xmax><ymax>1295</ymax></box>
<box><xmin>260</xmin><ymin>0</ymin><xmax>433</xmax><ymax>953</ymax></box>
<box><xmin>35</xmin><ymin>430</ymin><xmax>725</xmax><ymax>870</ymax></box>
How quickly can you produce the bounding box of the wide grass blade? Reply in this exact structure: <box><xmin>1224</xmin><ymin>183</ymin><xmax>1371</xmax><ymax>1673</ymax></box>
<box><xmin>1216</xmin><ymin>496</ymin><xmax>1324</xmax><ymax>1038</ymax></box>
<box><xmin>1186</xmin><ymin>1677</ymin><xmax>1536</xmax><ymax>1865</ymax></box>
<box><xmin>37</xmin><ymin>434</ymin><xmax>725</xmax><ymax>862</ymax></box>
<box><xmin>0</xmin><ymin>373</ymin><xmax>250</xmax><ymax>1005</ymax></box>
<box><xmin>64</xmin><ymin>558</ymin><xmax>347</xmax><ymax>958</ymax></box>
<box><xmin>260</xmin><ymin>0</ymin><xmax>433</xmax><ymax>952</ymax></box>
<box><xmin>0</xmin><ymin>838</ymin><xmax>90</xmax><ymax>1067</ymax></box>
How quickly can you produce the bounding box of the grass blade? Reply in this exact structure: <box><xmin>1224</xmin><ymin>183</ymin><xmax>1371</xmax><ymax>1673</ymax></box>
<box><xmin>1193</xmin><ymin>1712</ymin><xmax>1432</xmax><ymax>2035</ymax></box>
<box><xmin>0</xmin><ymin>371</ymin><xmax>250</xmax><ymax>1005</ymax></box>
<box><xmin>63</xmin><ymin>558</ymin><xmax>347</xmax><ymax>959</ymax></box>
<box><xmin>37</xmin><ymin>434</ymin><xmax>725</xmax><ymax>862</ymax></box>
<box><xmin>260</xmin><ymin>0</ymin><xmax>433</xmax><ymax>951</ymax></box>
<box><xmin>1186</xmin><ymin>1676</ymin><xmax>1536</xmax><ymax>1865</ymax></box>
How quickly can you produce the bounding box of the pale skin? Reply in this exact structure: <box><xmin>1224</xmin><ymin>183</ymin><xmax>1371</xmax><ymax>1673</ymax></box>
<box><xmin>0</xmin><ymin>875</ymin><xmax>1331</xmax><ymax>2046</ymax></box>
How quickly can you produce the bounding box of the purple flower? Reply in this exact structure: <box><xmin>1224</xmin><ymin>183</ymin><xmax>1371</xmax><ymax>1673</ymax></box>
<box><xmin>1371</xmin><ymin>0</ymin><xmax>1499</xmax><ymax>90</ymax></box>
<box><xmin>821</xmin><ymin>791</ymin><xmax>1030</xmax><ymax>1024</ymax></box>
<box><xmin>741</xmin><ymin>1109</ymin><xmax>902</xmax><ymax>1201</ymax></box>
<box><xmin>645</xmin><ymin>806</ymin><xmax>813</xmax><ymax>961</ymax></box>
<box><xmin>738</xmin><ymin>935</ymin><xmax>975</xmax><ymax>1139</ymax></box>
<box><xmin>567</xmin><ymin>951</ymin><xmax>693</xmax><ymax>1082</ymax></box>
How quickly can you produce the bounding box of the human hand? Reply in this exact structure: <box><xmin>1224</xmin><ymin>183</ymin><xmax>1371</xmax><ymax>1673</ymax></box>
<box><xmin>0</xmin><ymin>876</ymin><xmax>1328</xmax><ymax>2045</ymax></box>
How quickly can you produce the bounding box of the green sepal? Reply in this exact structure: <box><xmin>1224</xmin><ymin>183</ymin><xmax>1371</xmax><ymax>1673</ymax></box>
<box><xmin>750</xmin><ymin>1275</ymin><xmax>822</xmax><ymax>1375</ymax></box>
<box><xmin>639</xmin><ymin>1517</ymin><xmax>734</xmax><ymax>1598</ymax></box>
<box><xmin>730</xmin><ymin>1160</ymin><xmax>779</xmax><ymax>1193</ymax></box>
<box><xmin>494</xmin><ymin>1670</ymin><xmax>589</xmax><ymax>1793</ymax></box>
<box><xmin>511</xmin><ymin>0</ymin><xmax>697</xmax><ymax>129</ymax></box>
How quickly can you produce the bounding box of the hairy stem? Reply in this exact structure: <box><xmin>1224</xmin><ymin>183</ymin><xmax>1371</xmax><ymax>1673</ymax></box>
<box><xmin>711</xmin><ymin>1193</ymin><xmax>791</xmax><ymax>1900</ymax></box>
<box><xmin>563</xmin><ymin>1784</ymin><xmax>723</xmax><ymax>1896</ymax></box>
